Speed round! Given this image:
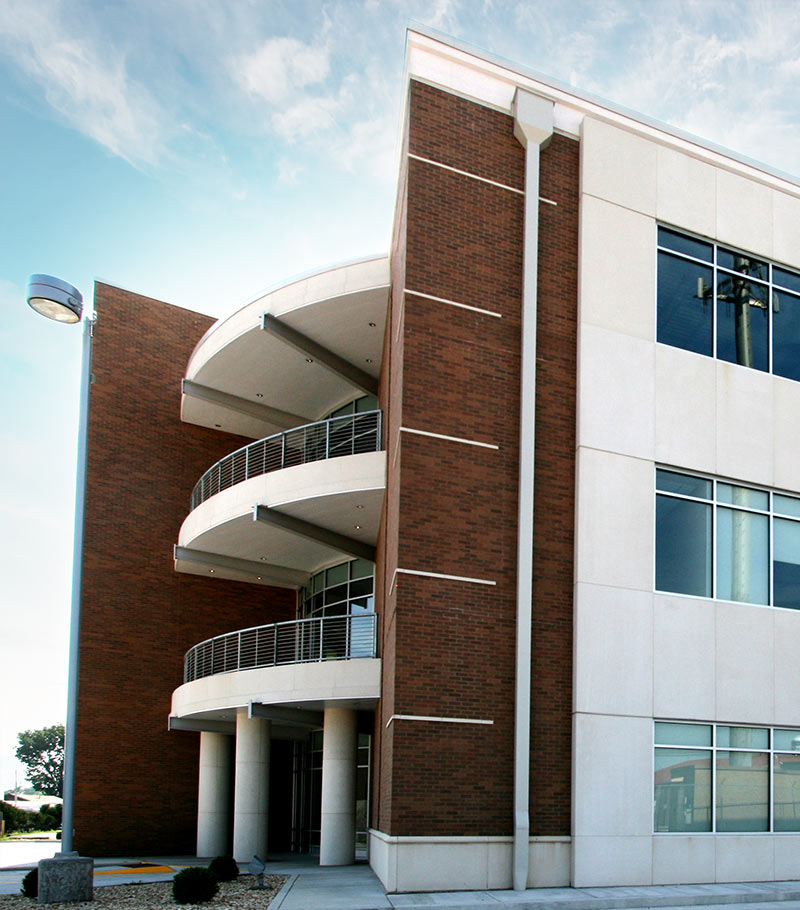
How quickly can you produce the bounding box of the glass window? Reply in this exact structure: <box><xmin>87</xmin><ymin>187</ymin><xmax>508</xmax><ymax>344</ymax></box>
<box><xmin>717</xmin><ymin>726</ymin><xmax>769</xmax><ymax>749</ymax></box>
<box><xmin>774</xmin><ymin>518</ymin><xmax>800</xmax><ymax>610</ymax></box>
<box><xmin>716</xmin><ymin>508</ymin><xmax>769</xmax><ymax>605</ymax></box>
<box><xmin>658</xmin><ymin>227</ymin><xmax>713</xmax><ymax>262</ymax></box>
<box><xmin>655</xmin><ymin>469</ymin><xmax>800</xmax><ymax>610</ymax></box>
<box><xmin>716</xmin><ymin>751</ymin><xmax>769</xmax><ymax>832</ymax></box>
<box><xmin>773</xmin><ymin>754</ymin><xmax>800</xmax><ymax>831</ymax></box>
<box><xmin>716</xmin><ymin>274</ymin><xmax>769</xmax><ymax>372</ymax></box>
<box><xmin>656</xmin><ymin>495</ymin><xmax>712</xmax><ymax>597</ymax></box>
<box><xmin>773</xmin><ymin>290</ymin><xmax>800</xmax><ymax>382</ymax></box>
<box><xmin>657</xmin><ymin>252</ymin><xmax>713</xmax><ymax>356</ymax></box>
<box><xmin>657</xmin><ymin>227</ymin><xmax>800</xmax><ymax>382</ymax></box>
<box><xmin>655</xmin><ymin>722</ymin><xmax>800</xmax><ymax>833</ymax></box>
<box><xmin>655</xmin><ymin>722</ymin><xmax>712</xmax><ymax>746</ymax></box>
<box><xmin>657</xmin><ymin>469</ymin><xmax>712</xmax><ymax>499</ymax></box>
<box><xmin>654</xmin><ymin>748</ymin><xmax>712</xmax><ymax>832</ymax></box>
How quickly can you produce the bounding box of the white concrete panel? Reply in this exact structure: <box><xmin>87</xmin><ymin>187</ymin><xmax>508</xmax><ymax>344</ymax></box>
<box><xmin>396</xmin><ymin>842</ymin><xmax>489</xmax><ymax>892</ymax></box>
<box><xmin>487</xmin><ymin>840</ymin><xmax>513</xmax><ymax>890</ymax></box>
<box><xmin>578</xmin><ymin>325</ymin><xmax>655</xmax><ymax>460</ymax></box>
<box><xmin>715</xmin><ymin>601</ymin><xmax>774</xmax><ymax>724</ymax></box>
<box><xmin>774</xmin><ymin>609</ymin><xmax>800</xmax><ymax>725</ymax></box>
<box><xmin>654</xmin><ymin>345</ymin><xmax>716</xmax><ymax>474</ymax></box>
<box><xmin>774</xmin><ymin>835</ymin><xmax>800</xmax><ymax>880</ymax></box>
<box><xmin>715</xmin><ymin>835</ymin><xmax>774</xmax><ymax>882</ymax></box>
<box><xmin>572</xmin><ymin>835</ymin><xmax>652</xmax><ymax>887</ymax></box>
<box><xmin>773</xmin><ymin>378</ymin><xmax>800</xmax><ymax>494</ymax></box>
<box><xmin>575</xmin><ymin>449</ymin><xmax>653</xmax><ymax>591</ymax></box>
<box><xmin>656</xmin><ymin>147</ymin><xmax>717</xmax><ymax>240</ymax></box>
<box><xmin>582</xmin><ymin>118</ymin><xmax>657</xmax><ymax>216</ymax></box>
<box><xmin>368</xmin><ymin>830</ymin><xmax>396</xmax><ymax>893</ymax></box>
<box><xmin>579</xmin><ymin>195</ymin><xmax>655</xmax><ymax>340</ymax></box>
<box><xmin>653</xmin><ymin>594</ymin><xmax>716</xmax><ymax>721</ymax></box>
<box><xmin>573</xmin><ymin>713</ymin><xmax>653</xmax><ymax>836</ymax></box>
<box><xmin>773</xmin><ymin>190</ymin><xmax>800</xmax><ymax>268</ymax></box>
<box><xmin>574</xmin><ymin>583</ymin><xmax>654</xmax><ymax>717</ymax></box>
<box><xmin>717</xmin><ymin>170</ymin><xmax>773</xmax><ymax>260</ymax></box>
<box><xmin>716</xmin><ymin>362</ymin><xmax>773</xmax><ymax>487</ymax></box>
<box><xmin>652</xmin><ymin>835</ymin><xmax>715</xmax><ymax>885</ymax></box>
<box><xmin>528</xmin><ymin>838</ymin><xmax>571</xmax><ymax>888</ymax></box>
<box><xmin>171</xmin><ymin>657</ymin><xmax>381</xmax><ymax>719</ymax></box>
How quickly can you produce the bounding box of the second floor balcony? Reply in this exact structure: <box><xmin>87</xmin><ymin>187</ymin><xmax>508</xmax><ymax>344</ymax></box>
<box><xmin>175</xmin><ymin>410</ymin><xmax>386</xmax><ymax>586</ymax></box>
<box><xmin>190</xmin><ymin>410</ymin><xmax>382</xmax><ymax>510</ymax></box>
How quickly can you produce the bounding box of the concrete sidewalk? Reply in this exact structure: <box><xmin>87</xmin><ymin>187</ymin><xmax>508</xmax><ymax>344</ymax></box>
<box><xmin>5</xmin><ymin>851</ymin><xmax>800</xmax><ymax>910</ymax></box>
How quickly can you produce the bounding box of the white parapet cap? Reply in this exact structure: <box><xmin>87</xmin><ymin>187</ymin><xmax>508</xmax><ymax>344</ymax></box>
<box><xmin>405</xmin><ymin>24</ymin><xmax>800</xmax><ymax>196</ymax></box>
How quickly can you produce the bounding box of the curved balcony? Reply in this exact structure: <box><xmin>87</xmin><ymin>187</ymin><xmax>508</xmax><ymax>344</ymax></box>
<box><xmin>184</xmin><ymin>613</ymin><xmax>378</xmax><ymax>683</ymax></box>
<box><xmin>181</xmin><ymin>256</ymin><xmax>390</xmax><ymax>439</ymax></box>
<box><xmin>175</xmin><ymin>411</ymin><xmax>386</xmax><ymax>586</ymax></box>
<box><xmin>190</xmin><ymin>410</ymin><xmax>382</xmax><ymax>511</ymax></box>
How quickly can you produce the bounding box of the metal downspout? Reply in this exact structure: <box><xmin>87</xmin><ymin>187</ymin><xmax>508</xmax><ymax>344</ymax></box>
<box><xmin>512</xmin><ymin>89</ymin><xmax>553</xmax><ymax>892</ymax></box>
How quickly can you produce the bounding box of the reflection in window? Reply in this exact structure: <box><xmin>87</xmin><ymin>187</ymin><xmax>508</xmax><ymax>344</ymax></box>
<box><xmin>656</xmin><ymin>469</ymin><xmax>800</xmax><ymax>610</ymax></box>
<box><xmin>657</xmin><ymin>227</ymin><xmax>800</xmax><ymax>381</ymax></box>
<box><xmin>655</xmin><ymin>722</ymin><xmax>800</xmax><ymax>833</ymax></box>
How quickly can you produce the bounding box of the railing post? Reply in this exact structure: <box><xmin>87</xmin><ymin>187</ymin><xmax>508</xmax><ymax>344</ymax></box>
<box><xmin>319</xmin><ymin>617</ymin><xmax>324</xmax><ymax>660</ymax></box>
<box><xmin>281</xmin><ymin>432</ymin><xmax>286</xmax><ymax>469</ymax></box>
<box><xmin>237</xmin><ymin>630</ymin><xmax>242</xmax><ymax>671</ymax></box>
<box><xmin>326</xmin><ymin>420</ymin><xmax>330</xmax><ymax>459</ymax></box>
<box><xmin>246</xmin><ymin>444</ymin><xmax>250</xmax><ymax>481</ymax></box>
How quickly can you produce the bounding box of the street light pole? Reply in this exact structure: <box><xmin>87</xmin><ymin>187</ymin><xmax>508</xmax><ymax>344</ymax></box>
<box><xmin>26</xmin><ymin>275</ymin><xmax>93</xmax><ymax>858</ymax></box>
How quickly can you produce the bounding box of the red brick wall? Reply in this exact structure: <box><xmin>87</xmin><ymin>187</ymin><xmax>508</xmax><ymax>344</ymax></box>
<box><xmin>375</xmin><ymin>81</ymin><xmax>577</xmax><ymax>837</ymax></box>
<box><xmin>74</xmin><ymin>283</ymin><xmax>295</xmax><ymax>855</ymax></box>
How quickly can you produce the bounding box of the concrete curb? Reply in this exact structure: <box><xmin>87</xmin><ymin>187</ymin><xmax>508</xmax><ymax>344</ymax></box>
<box><xmin>269</xmin><ymin>873</ymin><xmax>299</xmax><ymax>910</ymax></box>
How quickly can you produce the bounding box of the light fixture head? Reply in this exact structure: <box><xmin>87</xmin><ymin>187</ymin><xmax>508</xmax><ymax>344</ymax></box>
<box><xmin>27</xmin><ymin>274</ymin><xmax>83</xmax><ymax>324</ymax></box>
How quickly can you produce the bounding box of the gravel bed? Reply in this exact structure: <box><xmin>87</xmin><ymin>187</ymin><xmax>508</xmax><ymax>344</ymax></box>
<box><xmin>0</xmin><ymin>874</ymin><xmax>286</xmax><ymax>909</ymax></box>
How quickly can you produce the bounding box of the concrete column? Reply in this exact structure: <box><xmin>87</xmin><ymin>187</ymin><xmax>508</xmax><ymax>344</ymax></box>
<box><xmin>319</xmin><ymin>707</ymin><xmax>357</xmax><ymax>866</ymax></box>
<box><xmin>197</xmin><ymin>732</ymin><xmax>232</xmax><ymax>857</ymax></box>
<box><xmin>232</xmin><ymin>712</ymin><xmax>270</xmax><ymax>863</ymax></box>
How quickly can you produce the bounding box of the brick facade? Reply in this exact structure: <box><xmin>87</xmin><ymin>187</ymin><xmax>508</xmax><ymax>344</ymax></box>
<box><xmin>74</xmin><ymin>284</ymin><xmax>295</xmax><ymax>855</ymax></box>
<box><xmin>373</xmin><ymin>82</ymin><xmax>578</xmax><ymax>837</ymax></box>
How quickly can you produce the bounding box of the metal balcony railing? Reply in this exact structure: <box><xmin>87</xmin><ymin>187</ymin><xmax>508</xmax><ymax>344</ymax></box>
<box><xmin>183</xmin><ymin>613</ymin><xmax>378</xmax><ymax>683</ymax></box>
<box><xmin>190</xmin><ymin>410</ymin><xmax>382</xmax><ymax>510</ymax></box>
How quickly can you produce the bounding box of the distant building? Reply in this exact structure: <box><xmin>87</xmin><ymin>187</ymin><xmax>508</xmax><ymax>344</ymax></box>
<box><xmin>72</xmin><ymin>26</ymin><xmax>800</xmax><ymax>892</ymax></box>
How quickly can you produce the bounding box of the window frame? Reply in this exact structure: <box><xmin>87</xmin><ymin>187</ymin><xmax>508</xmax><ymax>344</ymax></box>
<box><xmin>655</xmin><ymin>468</ymin><xmax>800</xmax><ymax>610</ymax></box>
<box><xmin>654</xmin><ymin>721</ymin><xmax>800</xmax><ymax>834</ymax></box>
<box><xmin>656</xmin><ymin>225</ymin><xmax>800</xmax><ymax>381</ymax></box>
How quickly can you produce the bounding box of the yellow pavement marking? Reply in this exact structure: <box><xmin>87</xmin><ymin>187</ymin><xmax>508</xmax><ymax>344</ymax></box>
<box><xmin>96</xmin><ymin>865</ymin><xmax>174</xmax><ymax>875</ymax></box>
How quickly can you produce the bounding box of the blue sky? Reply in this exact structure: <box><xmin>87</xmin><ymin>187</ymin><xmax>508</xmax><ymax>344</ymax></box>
<box><xmin>3</xmin><ymin>0</ymin><xmax>800</xmax><ymax>790</ymax></box>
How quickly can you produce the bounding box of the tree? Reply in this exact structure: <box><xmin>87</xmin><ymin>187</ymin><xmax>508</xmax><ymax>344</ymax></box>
<box><xmin>15</xmin><ymin>725</ymin><xmax>64</xmax><ymax>797</ymax></box>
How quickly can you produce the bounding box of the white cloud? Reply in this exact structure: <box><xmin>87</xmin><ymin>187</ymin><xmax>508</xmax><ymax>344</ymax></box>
<box><xmin>232</xmin><ymin>36</ymin><xmax>330</xmax><ymax>106</ymax></box>
<box><xmin>0</xmin><ymin>0</ymin><xmax>166</xmax><ymax>167</ymax></box>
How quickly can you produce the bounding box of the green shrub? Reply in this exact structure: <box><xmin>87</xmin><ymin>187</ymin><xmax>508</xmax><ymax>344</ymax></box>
<box><xmin>172</xmin><ymin>867</ymin><xmax>218</xmax><ymax>904</ymax></box>
<box><xmin>207</xmin><ymin>855</ymin><xmax>239</xmax><ymax>882</ymax></box>
<box><xmin>21</xmin><ymin>869</ymin><xmax>38</xmax><ymax>898</ymax></box>
<box><xmin>1</xmin><ymin>801</ymin><xmax>34</xmax><ymax>834</ymax></box>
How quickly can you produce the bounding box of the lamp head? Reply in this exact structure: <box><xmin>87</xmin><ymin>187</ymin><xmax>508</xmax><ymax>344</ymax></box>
<box><xmin>27</xmin><ymin>274</ymin><xmax>83</xmax><ymax>323</ymax></box>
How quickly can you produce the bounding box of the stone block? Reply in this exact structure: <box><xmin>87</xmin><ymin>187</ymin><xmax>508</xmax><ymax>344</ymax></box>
<box><xmin>38</xmin><ymin>854</ymin><xmax>93</xmax><ymax>904</ymax></box>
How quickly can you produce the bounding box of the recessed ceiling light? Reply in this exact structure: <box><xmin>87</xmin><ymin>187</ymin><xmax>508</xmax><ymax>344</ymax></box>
<box><xmin>356</xmin><ymin>504</ymin><xmax>364</xmax><ymax>510</ymax></box>
<box><xmin>365</xmin><ymin>358</ymin><xmax>373</xmax><ymax>363</ymax></box>
<box><xmin>257</xmin><ymin>576</ymin><xmax>262</xmax><ymax>581</ymax></box>
<box><xmin>305</xmin><ymin>358</ymin><xmax>314</xmax><ymax>363</ymax></box>
<box><xmin>214</xmin><ymin>424</ymin><xmax>221</xmax><ymax>428</ymax></box>
<box><xmin>255</xmin><ymin>393</ymin><xmax>264</xmax><ymax>398</ymax></box>
<box><xmin>368</xmin><ymin>322</ymin><xmax>376</xmax><ymax>327</ymax></box>
<box><xmin>260</xmin><ymin>556</ymin><xmax>268</xmax><ymax>561</ymax></box>
<box><xmin>354</xmin><ymin>524</ymin><xmax>361</xmax><ymax>530</ymax></box>
<box><xmin>209</xmin><ymin>569</ymin><xmax>215</xmax><ymax>574</ymax></box>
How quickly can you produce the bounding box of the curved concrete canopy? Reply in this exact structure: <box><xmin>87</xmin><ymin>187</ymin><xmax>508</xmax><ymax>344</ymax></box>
<box><xmin>171</xmin><ymin>657</ymin><xmax>382</xmax><ymax>724</ymax></box>
<box><xmin>176</xmin><ymin>451</ymin><xmax>386</xmax><ymax>582</ymax></box>
<box><xmin>182</xmin><ymin>256</ymin><xmax>390</xmax><ymax>438</ymax></box>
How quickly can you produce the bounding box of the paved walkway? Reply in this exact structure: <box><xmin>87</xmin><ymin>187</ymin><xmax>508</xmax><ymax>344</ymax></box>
<box><xmin>5</xmin><ymin>848</ymin><xmax>800</xmax><ymax>910</ymax></box>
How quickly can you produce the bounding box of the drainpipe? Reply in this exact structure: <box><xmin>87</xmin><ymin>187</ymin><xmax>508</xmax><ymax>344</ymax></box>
<box><xmin>512</xmin><ymin>89</ymin><xmax>553</xmax><ymax>892</ymax></box>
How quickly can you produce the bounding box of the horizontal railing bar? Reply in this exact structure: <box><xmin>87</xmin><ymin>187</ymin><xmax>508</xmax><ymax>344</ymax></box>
<box><xmin>190</xmin><ymin>410</ymin><xmax>382</xmax><ymax>510</ymax></box>
<box><xmin>183</xmin><ymin>613</ymin><xmax>377</xmax><ymax>683</ymax></box>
